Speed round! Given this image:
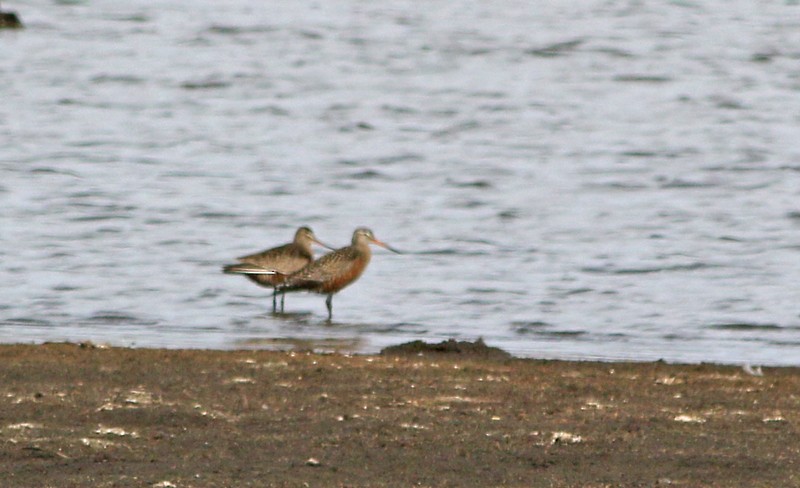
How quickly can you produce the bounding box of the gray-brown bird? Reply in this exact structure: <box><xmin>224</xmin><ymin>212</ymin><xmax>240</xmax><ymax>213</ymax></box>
<box><xmin>223</xmin><ymin>226</ymin><xmax>331</xmax><ymax>312</ymax></box>
<box><xmin>276</xmin><ymin>227</ymin><xmax>401</xmax><ymax>320</ymax></box>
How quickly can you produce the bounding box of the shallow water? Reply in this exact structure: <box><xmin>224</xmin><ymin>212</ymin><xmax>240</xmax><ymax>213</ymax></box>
<box><xmin>2</xmin><ymin>0</ymin><xmax>800</xmax><ymax>365</ymax></box>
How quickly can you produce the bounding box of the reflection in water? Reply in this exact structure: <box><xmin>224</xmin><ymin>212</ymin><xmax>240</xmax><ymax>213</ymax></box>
<box><xmin>236</xmin><ymin>336</ymin><xmax>366</xmax><ymax>354</ymax></box>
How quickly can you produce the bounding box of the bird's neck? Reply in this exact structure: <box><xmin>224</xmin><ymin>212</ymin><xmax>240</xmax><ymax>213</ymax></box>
<box><xmin>354</xmin><ymin>241</ymin><xmax>372</xmax><ymax>261</ymax></box>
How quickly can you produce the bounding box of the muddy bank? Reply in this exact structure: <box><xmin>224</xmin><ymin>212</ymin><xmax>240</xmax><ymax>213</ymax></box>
<box><xmin>0</xmin><ymin>342</ymin><xmax>798</xmax><ymax>487</ymax></box>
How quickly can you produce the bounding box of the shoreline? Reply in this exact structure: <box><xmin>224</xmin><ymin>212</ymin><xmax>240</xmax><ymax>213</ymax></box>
<box><xmin>1</xmin><ymin>341</ymin><xmax>798</xmax><ymax>486</ymax></box>
<box><xmin>3</xmin><ymin>335</ymin><xmax>791</xmax><ymax>369</ymax></box>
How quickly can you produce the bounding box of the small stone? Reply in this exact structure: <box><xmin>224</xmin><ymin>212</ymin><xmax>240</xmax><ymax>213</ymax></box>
<box><xmin>550</xmin><ymin>431</ymin><xmax>583</xmax><ymax>444</ymax></box>
<box><xmin>674</xmin><ymin>414</ymin><xmax>706</xmax><ymax>424</ymax></box>
<box><xmin>305</xmin><ymin>457</ymin><xmax>321</xmax><ymax>467</ymax></box>
<box><xmin>229</xmin><ymin>377</ymin><xmax>255</xmax><ymax>384</ymax></box>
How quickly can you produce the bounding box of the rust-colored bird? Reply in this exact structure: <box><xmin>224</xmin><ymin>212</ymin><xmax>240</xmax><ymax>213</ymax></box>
<box><xmin>277</xmin><ymin>227</ymin><xmax>401</xmax><ymax>320</ymax></box>
<box><xmin>222</xmin><ymin>226</ymin><xmax>331</xmax><ymax>312</ymax></box>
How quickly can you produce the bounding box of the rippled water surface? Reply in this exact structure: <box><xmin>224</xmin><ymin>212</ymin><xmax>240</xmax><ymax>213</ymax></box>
<box><xmin>2</xmin><ymin>0</ymin><xmax>800</xmax><ymax>365</ymax></box>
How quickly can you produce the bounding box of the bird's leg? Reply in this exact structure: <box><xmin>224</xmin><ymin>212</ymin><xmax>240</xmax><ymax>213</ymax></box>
<box><xmin>280</xmin><ymin>290</ymin><xmax>286</xmax><ymax>312</ymax></box>
<box><xmin>271</xmin><ymin>288</ymin><xmax>277</xmax><ymax>313</ymax></box>
<box><xmin>325</xmin><ymin>294</ymin><xmax>333</xmax><ymax>320</ymax></box>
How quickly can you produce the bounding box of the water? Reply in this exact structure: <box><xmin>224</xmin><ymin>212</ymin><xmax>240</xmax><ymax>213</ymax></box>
<box><xmin>2</xmin><ymin>0</ymin><xmax>800</xmax><ymax>366</ymax></box>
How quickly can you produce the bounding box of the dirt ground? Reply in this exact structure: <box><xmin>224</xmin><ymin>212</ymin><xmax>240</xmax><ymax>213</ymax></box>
<box><xmin>0</xmin><ymin>340</ymin><xmax>797</xmax><ymax>487</ymax></box>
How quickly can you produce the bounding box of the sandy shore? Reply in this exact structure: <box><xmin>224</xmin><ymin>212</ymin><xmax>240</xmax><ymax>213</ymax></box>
<box><xmin>0</xmin><ymin>341</ymin><xmax>798</xmax><ymax>487</ymax></box>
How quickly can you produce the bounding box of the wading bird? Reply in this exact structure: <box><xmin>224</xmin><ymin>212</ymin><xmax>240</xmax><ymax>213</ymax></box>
<box><xmin>276</xmin><ymin>227</ymin><xmax>401</xmax><ymax>320</ymax></box>
<box><xmin>223</xmin><ymin>226</ymin><xmax>331</xmax><ymax>312</ymax></box>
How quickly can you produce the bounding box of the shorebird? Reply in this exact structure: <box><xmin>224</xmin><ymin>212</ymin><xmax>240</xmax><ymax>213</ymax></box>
<box><xmin>277</xmin><ymin>227</ymin><xmax>400</xmax><ymax>320</ymax></box>
<box><xmin>223</xmin><ymin>226</ymin><xmax>331</xmax><ymax>312</ymax></box>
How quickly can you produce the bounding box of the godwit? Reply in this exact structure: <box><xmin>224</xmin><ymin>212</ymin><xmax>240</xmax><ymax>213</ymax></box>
<box><xmin>223</xmin><ymin>226</ymin><xmax>330</xmax><ymax>312</ymax></box>
<box><xmin>277</xmin><ymin>227</ymin><xmax>400</xmax><ymax>320</ymax></box>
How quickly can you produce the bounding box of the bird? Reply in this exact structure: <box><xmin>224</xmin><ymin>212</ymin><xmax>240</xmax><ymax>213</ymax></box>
<box><xmin>276</xmin><ymin>227</ymin><xmax>401</xmax><ymax>320</ymax></box>
<box><xmin>223</xmin><ymin>226</ymin><xmax>331</xmax><ymax>312</ymax></box>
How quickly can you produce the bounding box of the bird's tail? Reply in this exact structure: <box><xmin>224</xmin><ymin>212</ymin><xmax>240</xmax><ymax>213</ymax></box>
<box><xmin>222</xmin><ymin>263</ymin><xmax>284</xmax><ymax>276</ymax></box>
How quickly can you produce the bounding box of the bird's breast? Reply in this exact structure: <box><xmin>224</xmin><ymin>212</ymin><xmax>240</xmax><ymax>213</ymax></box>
<box><xmin>320</xmin><ymin>256</ymin><xmax>369</xmax><ymax>293</ymax></box>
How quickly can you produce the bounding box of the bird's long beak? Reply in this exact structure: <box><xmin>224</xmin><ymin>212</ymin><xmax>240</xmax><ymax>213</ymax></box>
<box><xmin>312</xmin><ymin>236</ymin><xmax>336</xmax><ymax>251</ymax></box>
<box><xmin>371</xmin><ymin>237</ymin><xmax>402</xmax><ymax>254</ymax></box>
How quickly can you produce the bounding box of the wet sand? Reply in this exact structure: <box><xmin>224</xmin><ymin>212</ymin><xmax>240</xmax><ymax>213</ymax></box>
<box><xmin>1</xmin><ymin>341</ymin><xmax>798</xmax><ymax>487</ymax></box>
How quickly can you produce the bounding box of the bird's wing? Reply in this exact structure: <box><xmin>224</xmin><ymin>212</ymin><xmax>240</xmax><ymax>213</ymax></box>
<box><xmin>280</xmin><ymin>247</ymin><xmax>360</xmax><ymax>290</ymax></box>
